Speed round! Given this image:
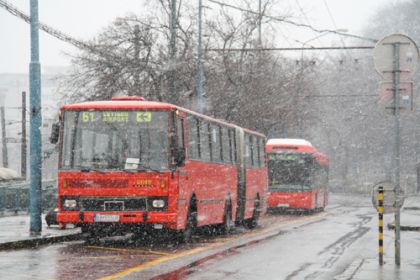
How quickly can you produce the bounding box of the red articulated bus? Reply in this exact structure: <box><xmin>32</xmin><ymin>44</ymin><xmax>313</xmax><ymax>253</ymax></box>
<box><xmin>52</xmin><ymin>96</ymin><xmax>267</xmax><ymax>241</ymax></box>
<box><xmin>266</xmin><ymin>138</ymin><xmax>329</xmax><ymax>212</ymax></box>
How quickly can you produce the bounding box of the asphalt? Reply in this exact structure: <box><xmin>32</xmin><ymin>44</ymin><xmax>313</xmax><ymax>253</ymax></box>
<box><xmin>348</xmin><ymin>194</ymin><xmax>420</xmax><ymax>280</ymax></box>
<box><xmin>0</xmin><ymin>194</ymin><xmax>419</xmax><ymax>279</ymax></box>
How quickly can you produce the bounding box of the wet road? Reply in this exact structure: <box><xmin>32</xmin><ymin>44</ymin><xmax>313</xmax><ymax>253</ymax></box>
<box><xmin>168</xmin><ymin>201</ymin><xmax>375</xmax><ymax>280</ymax></box>
<box><xmin>0</xmin><ymin>194</ymin><xmax>385</xmax><ymax>280</ymax></box>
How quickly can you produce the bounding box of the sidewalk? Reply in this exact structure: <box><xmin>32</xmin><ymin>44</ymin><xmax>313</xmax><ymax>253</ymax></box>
<box><xmin>349</xmin><ymin>194</ymin><xmax>420</xmax><ymax>280</ymax></box>
<box><xmin>387</xmin><ymin>194</ymin><xmax>420</xmax><ymax>231</ymax></box>
<box><xmin>0</xmin><ymin>213</ymin><xmax>80</xmax><ymax>250</ymax></box>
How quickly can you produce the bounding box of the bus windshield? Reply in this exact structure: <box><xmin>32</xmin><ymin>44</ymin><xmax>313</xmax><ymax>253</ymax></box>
<box><xmin>61</xmin><ymin>110</ymin><xmax>170</xmax><ymax>171</ymax></box>
<box><xmin>268</xmin><ymin>153</ymin><xmax>313</xmax><ymax>191</ymax></box>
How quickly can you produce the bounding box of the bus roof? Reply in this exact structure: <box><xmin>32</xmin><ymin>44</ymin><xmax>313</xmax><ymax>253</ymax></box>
<box><xmin>266</xmin><ymin>138</ymin><xmax>329</xmax><ymax>167</ymax></box>
<box><xmin>266</xmin><ymin>138</ymin><xmax>314</xmax><ymax>152</ymax></box>
<box><xmin>61</xmin><ymin>99</ymin><xmax>176</xmax><ymax>111</ymax></box>
<box><xmin>60</xmin><ymin>96</ymin><xmax>266</xmax><ymax>138</ymax></box>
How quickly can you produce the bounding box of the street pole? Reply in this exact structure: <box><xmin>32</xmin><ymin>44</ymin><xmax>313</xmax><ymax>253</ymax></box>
<box><xmin>132</xmin><ymin>24</ymin><xmax>140</xmax><ymax>97</ymax></box>
<box><xmin>29</xmin><ymin>0</ymin><xmax>42</xmax><ymax>235</ymax></box>
<box><xmin>391</xmin><ymin>42</ymin><xmax>401</xmax><ymax>266</ymax></box>
<box><xmin>0</xmin><ymin>106</ymin><xmax>8</xmax><ymax>168</ymax></box>
<box><xmin>196</xmin><ymin>0</ymin><xmax>204</xmax><ymax>113</ymax></box>
<box><xmin>21</xmin><ymin>91</ymin><xmax>27</xmax><ymax>180</ymax></box>
<box><xmin>169</xmin><ymin>0</ymin><xmax>177</xmax><ymax>104</ymax></box>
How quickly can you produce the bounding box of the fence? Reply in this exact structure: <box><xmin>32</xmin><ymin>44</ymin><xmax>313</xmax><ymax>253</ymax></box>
<box><xmin>0</xmin><ymin>180</ymin><xmax>57</xmax><ymax>213</ymax></box>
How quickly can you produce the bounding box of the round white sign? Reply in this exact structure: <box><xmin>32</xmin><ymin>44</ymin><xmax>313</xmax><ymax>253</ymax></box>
<box><xmin>373</xmin><ymin>34</ymin><xmax>419</xmax><ymax>78</ymax></box>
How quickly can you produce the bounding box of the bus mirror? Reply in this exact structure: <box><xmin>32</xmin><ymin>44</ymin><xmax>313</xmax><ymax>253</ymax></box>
<box><xmin>50</xmin><ymin>122</ymin><xmax>60</xmax><ymax>144</ymax></box>
<box><xmin>176</xmin><ymin>147</ymin><xmax>186</xmax><ymax>167</ymax></box>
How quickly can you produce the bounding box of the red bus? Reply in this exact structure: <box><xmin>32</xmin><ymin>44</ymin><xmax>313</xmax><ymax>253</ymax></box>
<box><xmin>51</xmin><ymin>96</ymin><xmax>267</xmax><ymax>241</ymax></box>
<box><xmin>266</xmin><ymin>139</ymin><xmax>329</xmax><ymax>212</ymax></box>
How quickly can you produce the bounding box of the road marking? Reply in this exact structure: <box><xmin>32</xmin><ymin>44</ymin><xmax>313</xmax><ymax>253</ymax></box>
<box><xmin>98</xmin><ymin>247</ymin><xmax>210</xmax><ymax>280</ymax></box>
<box><xmin>86</xmin><ymin>245</ymin><xmax>172</xmax><ymax>256</ymax></box>
<box><xmin>99</xmin><ymin>212</ymin><xmax>327</xmax><ymax>279</ymax></box>
<box><xmin>85</xmin><ymin>255</ymin><xmax>127</xmax><ymax>260</ymax></box>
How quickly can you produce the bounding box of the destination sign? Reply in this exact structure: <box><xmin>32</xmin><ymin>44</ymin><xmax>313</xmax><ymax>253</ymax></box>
<box><xmin>268</xmin><ymin>154</ymin><xmax>299</xmax><ymax>161</ymax></box>
<box><xmin>80</xmin><ymin>111</ymin><xmax>153</xmax><ymax>124</ymax></box>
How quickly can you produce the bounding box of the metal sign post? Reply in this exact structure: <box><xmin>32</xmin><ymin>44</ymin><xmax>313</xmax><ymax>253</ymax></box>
<box><xmin>391</xmin><ymin>42</ymin><xmax>402</xmax><ymax>266</ymax></box>
<box><xmin>373</xmin><ymin>34</ymin><xmax>419</xmax><ymax>266</ymax></box>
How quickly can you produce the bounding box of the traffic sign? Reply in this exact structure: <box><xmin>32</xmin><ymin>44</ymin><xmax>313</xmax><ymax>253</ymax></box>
<box><xmin>373</xmin><ymin>34</ymin><xmax>419</xmax><ymax>80</ymax></box>
<box><xmin>371</xmin><ymin>181</ymin><xmax>404</xmax><ymax>214</ymax></box>
<box><xmin>378</xmin><ymin>81</ymin><xmax>413</xmax><ymax>110</ymax></box>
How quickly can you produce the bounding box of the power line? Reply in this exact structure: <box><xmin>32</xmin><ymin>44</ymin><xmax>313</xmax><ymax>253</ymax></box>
<box><xmin>304</xmin><ymin>94</ymin><xmax>377</xmax><ymax>98</ymax></box>
<box><xmin>322</xmin><ymin>0</ymin><xmax>346</xmax><ymax>48</ymax></box>
<box><xmin>206</xmin><ymin>46</ymin><xmax>374</xmax><ymax>52</ymax></box>
<box><xmin>207</xmin><ymin>0</ymin><xmax>378</xmax><ymax>43</ymax></box>
<box><xmin>0</xmin><ymin>0</ymin><xmax>89</xmax><ymax>50</ymax></box>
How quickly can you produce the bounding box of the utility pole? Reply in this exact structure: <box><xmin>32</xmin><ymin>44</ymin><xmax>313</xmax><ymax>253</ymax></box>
<box><xmin>0</xmin><ymin>106</ymin><xmax>7</xmax><ymax>168</ymax></box>
<box><xmin>196</xmin><ymin>0</ymin><xmax>204</xmax><ymax>113</ymax></box>
<box><xmin>132</xmin><ymin>24</ymin><xmax>140</xmax><ymax>97</ymax></box>
<box><xmin>21</xmin><ymin>91</ymin><xmax>27</xmax><ymax>180</ymax></box>
<box><xmin>169</xmin><ymin>0</ymin><xmax>177</xmax><ymax>104</ymax></box>
<box><xmin>29</xmin><ymin>0</ymin><xmax>42</xmax><ymax>235</ymax></box>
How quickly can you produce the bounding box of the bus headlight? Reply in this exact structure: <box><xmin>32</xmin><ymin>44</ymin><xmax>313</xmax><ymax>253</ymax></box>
<box><xmin>152</xmin><ymin>199</ymin><xmax>165</xmax><ymax>208</ymax></box>
<box><xmin>63</xmin><ymin>199</ymin><xmax>77</xmax><ymax>209</ymax></box>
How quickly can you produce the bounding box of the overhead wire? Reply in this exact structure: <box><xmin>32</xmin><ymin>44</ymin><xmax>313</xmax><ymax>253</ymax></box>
<box><xmin>207</xmin><ymin>0</ymin><xmax>378</xmax><ymax>43</ymax></box>
<box><xmin>322</xmin><ymin>0</ymin><xmax>347</xmax><ymax>48</ymax></box>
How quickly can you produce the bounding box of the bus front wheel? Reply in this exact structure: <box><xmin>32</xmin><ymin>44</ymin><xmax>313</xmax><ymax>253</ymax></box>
<box><xmin>180</xmin><ymin>203</ymin><xmax>197</xmax><ymax>243</ymax></box>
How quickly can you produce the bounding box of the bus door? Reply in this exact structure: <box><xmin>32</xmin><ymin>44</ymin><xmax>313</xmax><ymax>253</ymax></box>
<box><xmin>175</xmin><ymin>111</ymin><xmax>189</xmax><ymax>220</ymax></box>
<box><xmin>235</xmin><ymin>127</ymin><xmax>246</xmax><ymax>222</ymax></box>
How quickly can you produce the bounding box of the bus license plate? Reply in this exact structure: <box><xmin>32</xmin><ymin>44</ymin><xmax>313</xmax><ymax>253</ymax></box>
<box><xmin>277</xmin><ymin>203</ymin><xmax>289</xmax><ymax>207</ymax></box>
<box><xmin>94</xmin><ymin>214</ymin><xmax>120</xmax><ymax>222</ymax></box>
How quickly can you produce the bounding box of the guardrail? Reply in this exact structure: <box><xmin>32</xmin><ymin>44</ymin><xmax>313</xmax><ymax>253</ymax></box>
<box><xmin>0</xmin><ymin>180</ymin><xmax>57</xmax><ymax>213</ymax></box>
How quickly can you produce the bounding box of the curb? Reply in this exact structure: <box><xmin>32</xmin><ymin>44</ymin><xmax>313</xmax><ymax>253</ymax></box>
<box><xmin>0</xmin><ymin>233</ymin><xmax>81</xmax><ymax>251</ymax></box>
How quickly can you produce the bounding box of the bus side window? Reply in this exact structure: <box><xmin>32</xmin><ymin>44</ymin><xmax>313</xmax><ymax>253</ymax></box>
<box><xmin>245</xmin><ymin>134</ymin><xmax>252</xmax><ymax>168</ymax></box>
<box><xmin>259</xmin><ymin>138</ymin><xmax>265</xmax><ymax>167</ymax></box>
<box><xmin>200</xmin><ymin>120</ymin><xmax>211</xmax><ymax>162</ymax></box>
<box><xmin>251</xmin><ymin>136</ymin><xmax>258</xmax><ymax>168</ymax></box>
<box><xmin>177</xmin><ymin>117</ymin><xmax>185</xmax><ymax>149</ymax></box>
<box><xmin>218</xmin><ymin>126</ymin><xmax>224</xmax><ymax>162</ymax></box>
<box><xmin>221</xmin><ymin>127</ymin><xmax>230</xmax><ymax>164</ymax></box>
<box><xmin>256</xmin><ymin>137</ymin><xmax>261</xmax><ymax>167</ymax></box>
<box><xmin>187</xmin><ymin>115</ymin><xmax>198</xmax><ymax>160</ymax></box>
<box><xmin>210</xmin><ymin>124</ymin><xmax>222</xmax><ymax>163</ymax></box>
<box><xmin>230</xmin><ymin>129</ymin><xmax>237</xmax><ymax>164</ymax></box>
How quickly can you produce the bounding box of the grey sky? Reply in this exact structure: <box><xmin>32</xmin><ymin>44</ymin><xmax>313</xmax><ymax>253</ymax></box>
<box><xmin>0</xmin><ymin>0</ymin><xmax>393</xmax><ymax>74</ymax></box>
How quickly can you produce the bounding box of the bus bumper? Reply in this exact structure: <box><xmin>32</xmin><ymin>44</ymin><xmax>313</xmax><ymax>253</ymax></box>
<box><xmin>57</xmin><ymin>211</ymin><xmax>178</xmax><ymax>229</ymax></box>
<box><xmin>267</xmin><ymin>192</ymin><xmax>312</xmax><ymax>209</ymax></box>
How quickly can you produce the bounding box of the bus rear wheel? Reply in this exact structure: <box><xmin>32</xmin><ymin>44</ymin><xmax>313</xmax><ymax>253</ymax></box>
<box><xmin>244</xmin><ymin>197</ymin><xmax>260</xmax><ymax>229</ymax></box>
<box><xmin>220</xmin><ymin>202</ymin><xmax>234</xmax><ymax>234</ymax></box>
